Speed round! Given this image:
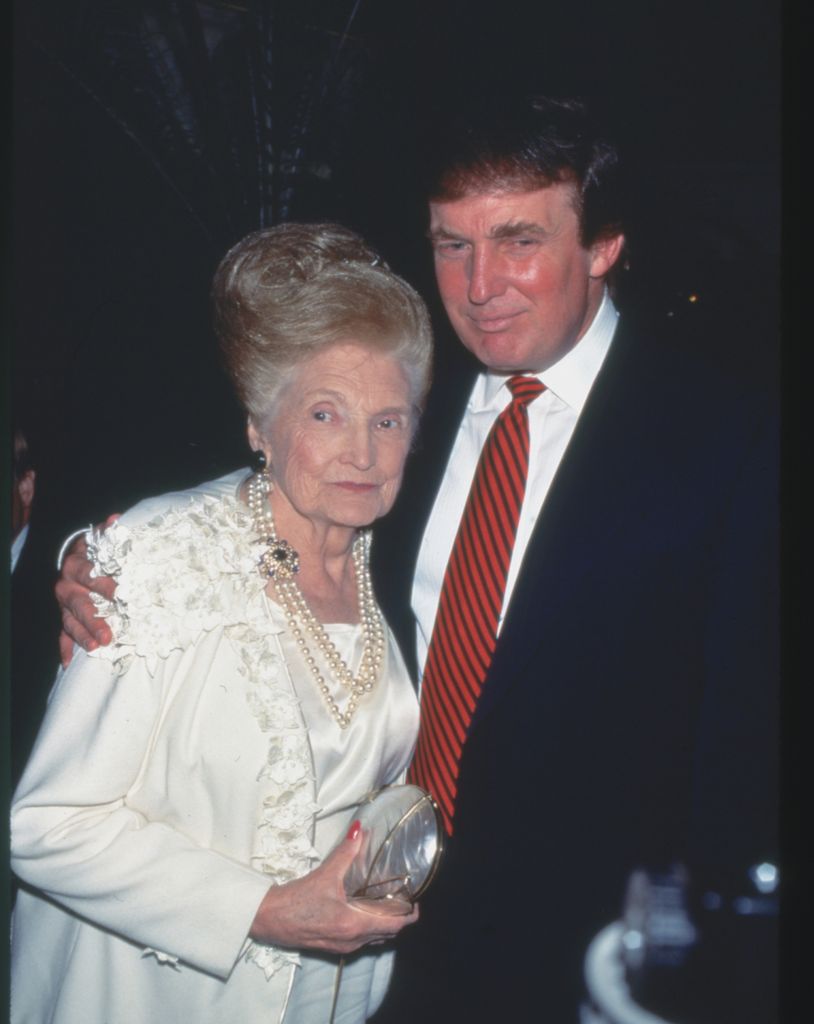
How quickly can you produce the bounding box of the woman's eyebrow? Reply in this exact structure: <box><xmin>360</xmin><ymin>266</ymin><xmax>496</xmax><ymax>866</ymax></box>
<box><xmin>300</xmin><ymin>387</ymin><xmax>346</xmax><ymax>403</ymax></box>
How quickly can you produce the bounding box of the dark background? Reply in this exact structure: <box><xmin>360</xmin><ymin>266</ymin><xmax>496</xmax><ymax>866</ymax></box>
<box><xmin>12</xmin><ymin>0</ymin><xmax>781</xmax><ymax>538</ymax></box>
<box><xmin>4</xmin><ymin>0</ymin><xmax>786</xmax><ymax>1012</ymax></box>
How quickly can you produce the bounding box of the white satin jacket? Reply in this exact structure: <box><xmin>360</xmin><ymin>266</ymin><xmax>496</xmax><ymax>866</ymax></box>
<box><xmin>10</xmin><ymin>472</ymin><xmax>419</xmax><ymax>1023</ymax></box>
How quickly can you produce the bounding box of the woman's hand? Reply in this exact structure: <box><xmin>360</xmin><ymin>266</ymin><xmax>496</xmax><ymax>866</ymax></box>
<box><xmin>56</xmin><ymin>515</ymin><xmax>120</xmax><ymax>666</ymax></box>
<box><xmin>249</xmin><ymin>822</ymin><xmax>418</xmax><ymax>954</ymax></box>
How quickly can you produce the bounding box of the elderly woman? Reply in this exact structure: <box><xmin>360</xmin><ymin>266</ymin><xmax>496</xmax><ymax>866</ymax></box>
<box><xmin>10</xmin><ymin>223</ymin><xmax>432</xmax><ymax>1024</ymax></box>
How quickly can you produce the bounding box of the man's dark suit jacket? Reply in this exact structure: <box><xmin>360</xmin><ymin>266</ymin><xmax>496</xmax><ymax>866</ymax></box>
<box><xmin>369</xmin><ymin>306</ymin><xmax>779</xmax><ymax>1022</ymax></box>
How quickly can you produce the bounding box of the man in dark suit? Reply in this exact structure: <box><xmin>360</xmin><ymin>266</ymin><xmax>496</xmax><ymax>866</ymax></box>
<box><xmin>366</xmin><ymin>97</ymin><xmax>778</xmax><ymax>1022</ymax></box>
<box><xmin>53</xmin><ymin>96</ymin><xmax>778</xmax><ymax>1021</ymax></box>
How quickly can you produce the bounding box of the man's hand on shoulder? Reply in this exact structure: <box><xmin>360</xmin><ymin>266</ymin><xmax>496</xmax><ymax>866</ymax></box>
<box><xmin>56</xmin><ymin>514</ymin><xmax>120</xmax><ymax>667</ymax></box>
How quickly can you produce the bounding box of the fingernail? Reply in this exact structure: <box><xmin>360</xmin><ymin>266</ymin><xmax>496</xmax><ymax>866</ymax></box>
<box><xmin>86</xmin><ymin>640</ymin><xmax>99</xmax><ymax>652</ymax></box>
<box><xmin>346</xmin><ymin>819</ymin><xmax>361</xmax><ymax>841</ymax></box>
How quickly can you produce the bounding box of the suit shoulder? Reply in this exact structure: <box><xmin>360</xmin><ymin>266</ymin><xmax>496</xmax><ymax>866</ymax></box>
<box><xmin>614</xmin><ymin>306</ymin><xmax>777</xmax><ymax>416</ymax></box>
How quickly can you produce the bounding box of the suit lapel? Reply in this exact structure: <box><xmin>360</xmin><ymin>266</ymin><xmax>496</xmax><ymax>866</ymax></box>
<box><xmin>469</xmin><ymin>318</ymin><xmax>658</xmax><ymax>726</ymax></box>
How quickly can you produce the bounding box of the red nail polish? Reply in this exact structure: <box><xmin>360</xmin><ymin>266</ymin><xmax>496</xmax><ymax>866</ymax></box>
<box><xmin>346</xmin><ymin>819</ymin><xmax>361</xmax><ymax>841</ymax></box>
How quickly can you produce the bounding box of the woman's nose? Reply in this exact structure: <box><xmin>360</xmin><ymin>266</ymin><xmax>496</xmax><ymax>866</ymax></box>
<box><xmin>341</xmin><ymin>424</ymin><xmax>374</xmax><ymax>469</ymax></box>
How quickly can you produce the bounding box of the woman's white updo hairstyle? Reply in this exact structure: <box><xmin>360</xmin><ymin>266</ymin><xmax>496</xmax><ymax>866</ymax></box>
<box><xmin>212</xmin><ymin>222</ymin><xmax>433</xmax><ymax>430</ymax></box>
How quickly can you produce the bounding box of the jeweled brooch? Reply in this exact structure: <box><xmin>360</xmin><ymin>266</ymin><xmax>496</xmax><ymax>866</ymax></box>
<box><xmin>258</xmin><ymin>539</ymin><xmax>300</xmax><ymax>580</ymax></box>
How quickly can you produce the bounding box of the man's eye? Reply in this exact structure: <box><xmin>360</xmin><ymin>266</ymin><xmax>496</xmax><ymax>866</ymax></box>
<box><xmin>377</xmin><ymin>418</ymin><xmax>402</xmax><ymax>430</ymax></box>
<box><xmin>434</xmin><ymin>241</ymin><xmax>467</xmax><ymax>256</ymax></box>
<box><xmin>312</xmin><ymin>409</ymin><xmax>332</xmax><ymax>422</ymax></box>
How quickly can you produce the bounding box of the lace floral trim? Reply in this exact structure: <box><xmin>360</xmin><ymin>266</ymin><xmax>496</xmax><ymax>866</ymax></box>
<box><xmin>86</xmin><ymin>496</ymin><xmax>270</xmax><ymax>675</ymax></box>
<box><xmin>228</xmin><ymin>620</ymin><xmax>320</xmax><ymax>980</ymax></box>
<box><xmin>85</xmin><ymin>493</ymin><xmax>320</xmax><ymax>980</ymax></box>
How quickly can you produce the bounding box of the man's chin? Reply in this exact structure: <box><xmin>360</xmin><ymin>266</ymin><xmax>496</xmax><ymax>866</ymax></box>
<box><xmin>465</xmin><ymin>333</ymin><xmax>540</xmax><ymax>375</ymax></box>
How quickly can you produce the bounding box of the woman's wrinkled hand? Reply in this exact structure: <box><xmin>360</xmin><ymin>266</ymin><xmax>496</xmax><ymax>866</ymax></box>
<box><xmin>56</xmin><ymin>514</ymin><xmax>120</xmax><ymax>666</ymax></box>
<box><xmin>249</xmin><ymin>823</ymin><xmax>419</xmax><ymax>954</ymax></box>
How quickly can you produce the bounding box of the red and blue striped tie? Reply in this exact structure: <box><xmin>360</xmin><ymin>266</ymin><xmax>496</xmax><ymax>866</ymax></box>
<box><xmin>409</xmin><ymin>375</ymin><xmax>545</xmax><ymax>834</ymax></box>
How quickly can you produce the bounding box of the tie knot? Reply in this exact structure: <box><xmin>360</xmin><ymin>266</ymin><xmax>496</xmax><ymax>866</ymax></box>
<box><xmin>507</xmin><ymin>375</ymin><xmax>545</xmax><ymax>406</ymax></box>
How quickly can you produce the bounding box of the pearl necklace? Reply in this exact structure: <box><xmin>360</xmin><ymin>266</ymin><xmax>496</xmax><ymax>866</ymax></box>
<box><xmin>246</xmin><ymin>470</ymin><xmax>385</xmax><ymax>729</ymax></box>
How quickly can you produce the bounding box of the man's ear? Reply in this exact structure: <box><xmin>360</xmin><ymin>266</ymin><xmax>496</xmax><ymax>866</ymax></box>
<box><xmin>17</xmin><ymin>469</ymin><xmax>35</xmax><ymax>511</ymax></box>
<box><xmin>588</xmin><ymin>233</ymin><xmax>625</xmax><ymax>280</ymax></box>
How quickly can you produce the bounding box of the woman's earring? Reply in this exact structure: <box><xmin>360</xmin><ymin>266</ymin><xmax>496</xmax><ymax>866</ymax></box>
<box><xmin>250</xmin><ymin>449</ymin><xmax>267</xmax><ymax>473</ymax></box>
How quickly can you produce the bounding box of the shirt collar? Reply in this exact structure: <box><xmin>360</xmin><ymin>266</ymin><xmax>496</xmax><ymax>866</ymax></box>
<box><xmin>475</xmin><ymin>290</ymin><xmax>619</xmax><ymax>413</ymax></box>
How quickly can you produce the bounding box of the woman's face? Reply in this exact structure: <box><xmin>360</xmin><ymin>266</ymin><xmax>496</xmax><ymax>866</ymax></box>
<box><xmin>249</xmin><ymin>342</ymin><xmax>415</xmax><ymax>533</ymax></box>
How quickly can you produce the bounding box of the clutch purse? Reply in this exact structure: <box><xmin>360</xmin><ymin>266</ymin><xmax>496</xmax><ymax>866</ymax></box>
<box><xmin>343</xmin><ymin>784</ymin><xmax>444</xmax><ymax>916</ymax></box>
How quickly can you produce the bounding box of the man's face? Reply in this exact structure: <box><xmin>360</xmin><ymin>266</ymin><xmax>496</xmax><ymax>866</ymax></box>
<box><xmin>429</xmin><ymin>184</ymin><xmax>623</xmax><ymax>373</ymax></box>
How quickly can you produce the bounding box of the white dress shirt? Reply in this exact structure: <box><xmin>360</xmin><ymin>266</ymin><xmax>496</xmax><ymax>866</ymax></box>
<box><xmin>412</xmin><ymin>292</ymin><xmax>619</xmax><ymax>679</ymax></box>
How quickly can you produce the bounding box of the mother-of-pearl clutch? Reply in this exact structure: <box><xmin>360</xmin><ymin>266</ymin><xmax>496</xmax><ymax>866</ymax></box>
<box><xmin>343</xmin><ymin>784</ymin><xmax>444</xmax><ymax>915</ymax></box>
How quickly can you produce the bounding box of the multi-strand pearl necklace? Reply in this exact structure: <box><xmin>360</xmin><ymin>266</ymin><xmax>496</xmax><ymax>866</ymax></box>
<box><xmin>247</xmin><ymin>470</ymin><xmax>385</xmax><ymax>729</ymax></box>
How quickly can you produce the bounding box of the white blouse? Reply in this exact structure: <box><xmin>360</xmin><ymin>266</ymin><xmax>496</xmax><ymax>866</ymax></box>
<box><xmin>10</xmin><ymin>475</ymin><xmax>419</xmax><ymax>1024</ymax></box>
